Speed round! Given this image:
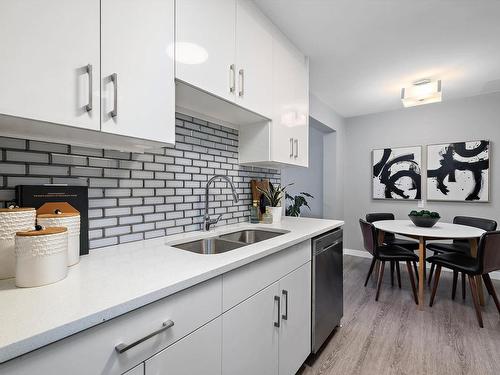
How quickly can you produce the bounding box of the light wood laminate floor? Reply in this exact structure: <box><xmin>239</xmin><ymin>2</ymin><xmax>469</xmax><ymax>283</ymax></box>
<box><xmin>300</xmin><ymin>255</ymin><xmax>500</xmax><ymax>375</ymax></box>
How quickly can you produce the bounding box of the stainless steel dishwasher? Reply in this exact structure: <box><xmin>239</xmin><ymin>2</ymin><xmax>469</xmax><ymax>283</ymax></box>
<box><xmin>311</xmin><ymin>228</ymin><xmax>343</xmax><ymax>354</ymax></box>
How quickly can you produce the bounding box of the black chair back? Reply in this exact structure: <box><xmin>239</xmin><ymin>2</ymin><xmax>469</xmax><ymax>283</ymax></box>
<box><xmin>359</xmin><ymin>219</ymin><xmax>377</xmax><ymax>256</ymax></box>
<box><xmin>453</xmin><ymin>216</ymin><xmax>498</xmax><ymax>245</ymax></box>
<box><xmin>478</xmin><ymin>231</ymin><xmax>500</xmax><ymax>274</ymax></box>
<box><xmin>366</xmin><ymin>213</ymin><xmax>396</xmax><ymax>242</ymax></box>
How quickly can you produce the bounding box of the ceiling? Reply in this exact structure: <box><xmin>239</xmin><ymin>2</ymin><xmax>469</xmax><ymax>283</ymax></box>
<box><xmin>254</xmin><ymin>0</ymin><xmax>500</xmax><ymax>118</ymax></box>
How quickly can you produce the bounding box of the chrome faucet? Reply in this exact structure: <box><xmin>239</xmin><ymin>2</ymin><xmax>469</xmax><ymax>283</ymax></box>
<box><xmin>203</xmin><ymin>175</ymin><xmax>239</xmax><ymax>231</ymax></box>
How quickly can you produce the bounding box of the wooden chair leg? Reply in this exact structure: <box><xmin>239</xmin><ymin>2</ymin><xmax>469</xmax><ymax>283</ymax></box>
<box><xmin>428</xmin><ymin>263</ymin><xmax>435</xmax><ymax>287</ymax></box>
<box><xmin>462</xmin><ymin>272</ymin><xmax>466</xmax><ymax>300</ymax></box>
<box><xmin>364</xmin><ymin>257</ymin><xmax>377</xmax><ymax>287</ymax></box>
<box><xmin>468</xmin><ymin>274</ymin><xmax>484</xmax><ymax>328</ymax></box>
<box><xmin>390</xmin><ymin>261</ymin><xmax>395</xmax><ymax>287</ymax></box>
<box><xmin>375</xmin><ymin>261</ymin><xmax>386</xmax><ymax>301</ymax></box>
<box><xmin>452</xmin><ymin>271</ymin><xmax>458</xmax><ymax>300</ymax></box>
<box><xmin>395</xmin><ymin>261</ymin><xmax>402</xmax><ymax>289</ymax></box>
<box><xmin>482</xmin><ymin>274</ymin><xmax>500</xmax><ymax>314</ymax></box>
<box><xmin>413</xmin><ymin>262</ymin><xmax>419</xmax><ymax>284</ymax></box>
<box><xmin>406</xmin><ymin>261</ymin><xmax>418</xmax><ymax>305</ymax></box>
<box><xmin>429</xmin><ymin>265</ymin><xmax>442</xmax><ymax>307</ymax></box>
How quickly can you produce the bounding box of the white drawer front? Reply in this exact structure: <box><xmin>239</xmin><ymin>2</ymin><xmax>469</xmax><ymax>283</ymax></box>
<box><xmin>222</xmin><ymin>240</ymin><xmax>311</xmax><ymax>311</ymax></box>
<box><xmin>1</xmin><ymin>277</ymin><xmax>222</xmax><ymax>375</ymax></box>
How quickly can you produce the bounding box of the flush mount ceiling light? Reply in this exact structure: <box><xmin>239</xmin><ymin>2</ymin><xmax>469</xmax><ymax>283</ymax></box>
<box><xmin>401</xmin><ymin>79</ymin><xmax>442</xmax><ymax>108</ymax></box>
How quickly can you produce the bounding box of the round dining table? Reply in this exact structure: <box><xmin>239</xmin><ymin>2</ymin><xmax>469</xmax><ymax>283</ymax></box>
<box><xmin>372</xmin><ymin>220</ymin><xmax>485</xmax><ymax>310</ymax></box>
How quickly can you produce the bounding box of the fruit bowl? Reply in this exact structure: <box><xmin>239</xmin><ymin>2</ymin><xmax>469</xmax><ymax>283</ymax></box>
<box><xmin>408</xmin><ymin>210</ymin><xmax>440</xmax><ymax>228</ymax></box>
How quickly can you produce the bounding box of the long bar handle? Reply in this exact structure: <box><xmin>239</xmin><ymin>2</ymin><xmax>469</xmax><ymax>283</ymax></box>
<box><xmin>282</xmin><ymin>290</ymin><xmax>288</xmax><ymax>320</ymax></box>
<box><xmin>289</xmin><ymin>138</ymin><xmax>294</xmax><ymax>158</ymax></box>
<box><xmin>85</xmin><ymin>64</ymin><xmax>93</xmax><ymax>112</ymax></box>
<box><xmin>110</xmin><ymin>73</ymin><xmax>118</xmax><ymax>117</ymax></box>
<box><xmin>238</xmin><ymin>69</ymin><xmax>245</xmax><ymax>97</ymax></box>
<box><xmin>274</xmin><ymin>295</ymin><xmax>280</xmax><ymax>328</ymax></box>
<box><xmin>115</xmin><ymin>320</ymin><xmax>174</xmax><ymax>354</ymax></box>
<box><xmin>294</xmin><ymin>139</ymin><xmax>298</xmax><ymax>158</ymax></box>
<box><xmin>229</xmin><ymin>64</ymin><xmax>236</xmax><ymax>93</ymax></box>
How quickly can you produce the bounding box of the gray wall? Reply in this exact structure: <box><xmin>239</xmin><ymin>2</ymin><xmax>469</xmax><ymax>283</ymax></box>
<box><xmin>344</xmin><ymin>92</ymin><xmax>500</xmax><ymax>250</ymax></box>
<box><xmin>0</xmin><ymin>114</ymin><xmax>280</xmax><ymax>250</ymax></box>
<box><xmin>310</xmin><ymin>94</ymin><xmax>346</xmax><ymax>220</ymax></box>
<box><xmin>281</xmin><ymin>124</ymin><xmax>324</xmax><ymax>218</ymax></box>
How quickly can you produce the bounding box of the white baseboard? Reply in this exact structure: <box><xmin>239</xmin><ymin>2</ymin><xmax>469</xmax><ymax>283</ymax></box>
<box><xmin>343</xmin><ymin>248</ymin><xmax>500</xmax><ymax>281</ymax></box>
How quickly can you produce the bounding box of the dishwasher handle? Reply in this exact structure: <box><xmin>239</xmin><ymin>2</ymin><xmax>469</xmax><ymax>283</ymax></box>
<box><xmin>313</xmin><ymin>240</ymin><xmax>342</xmax><ymax>256</ymax></box>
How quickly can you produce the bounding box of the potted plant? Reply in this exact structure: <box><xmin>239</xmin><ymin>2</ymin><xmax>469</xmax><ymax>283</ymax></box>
<box><xmin>257</xmin><ymin>182</ymin><xmax>291</xmax><ymax>223</ymax></box>
<box><xmin>285</xmin><ymin>192</ymin><xmax>314</xmax><ymax>217</ymax></box>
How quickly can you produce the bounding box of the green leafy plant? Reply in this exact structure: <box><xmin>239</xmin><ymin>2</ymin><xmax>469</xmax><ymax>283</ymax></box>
<box><xmin>285</xmin><ymin>192</ymin><xmax>314</xmax><ymax>217</ymax></box>
<box><xmin>257</xmin><ymin>182</ymin><xmax>292</xmax><ymax>207</ymax></box>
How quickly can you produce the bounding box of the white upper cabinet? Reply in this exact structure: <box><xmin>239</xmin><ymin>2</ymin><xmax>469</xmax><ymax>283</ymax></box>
<box><xmin>271</xmin><ymin>35</ymin><xmax>309</xmax><ymax>167</ymax></box>
<box><xmin>101</xmin><ymin>0</ymin><xmax>175</xmax><ymax>144</ymax></box>
<box><xmin>0</xmin><ymin>0</ymin><xmax>100</xmax><ymax>131</ymax></box>
<box><xmin>235</xmin><ymin>0</ymin><xmax>273</xmax><ymax>118</ymax></box>
<box><xmin>175</xmin><ymin>0</ymin><xmax>236</xmax><ymax>102</ymax></box>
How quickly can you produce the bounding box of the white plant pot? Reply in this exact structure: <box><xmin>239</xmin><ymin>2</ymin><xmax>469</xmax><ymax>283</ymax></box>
<box><xmin>269</xmin><ymin>206</ymin><xmax>282</xmax><ymax>224</ymax></box>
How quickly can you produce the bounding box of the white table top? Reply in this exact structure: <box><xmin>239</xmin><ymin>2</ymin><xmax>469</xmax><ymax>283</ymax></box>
<box><xmin>372</xmin><ymin>220</ymin><xmax>485</xmax><ymax>239</ymax></box>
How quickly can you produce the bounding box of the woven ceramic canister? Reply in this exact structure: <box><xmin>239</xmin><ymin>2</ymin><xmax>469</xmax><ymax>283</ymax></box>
<box><xmin>37</xmin><ymin>213</ymin><xmax>81</xmax><ymax>266</ymax></box>
<box><xmin>15</xmin><ymin>227</ymin><xmax>68</xmax><ymax>287</ymax></box>
<box><xmin>0</xmin><ymin>207</ymin><xmax>36</xmax><ymax>279</ymax></box>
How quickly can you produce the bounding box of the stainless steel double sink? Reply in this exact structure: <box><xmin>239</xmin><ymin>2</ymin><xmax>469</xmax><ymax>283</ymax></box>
<box><xmin>171</xmin><ymin>229</ymin><xmax>289</xmax><ymax>255</ymax></box>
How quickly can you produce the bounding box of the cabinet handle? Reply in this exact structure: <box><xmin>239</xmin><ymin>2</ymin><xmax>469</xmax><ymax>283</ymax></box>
<box><xmin>294</xmin><ymin>139</ymin><xmax>298</xmax><ymax>158</ymax></box>
<box><xmin>238</xmin><ymin>69</ymin><xmax>245</xmax><ymax>97</ymax></box>
<box><xmin>289</xmin><ymin>138</ymin><xmax>294</xmax><ymax>158</ymax></box>
<box><xmin>110</xmin><ymin>73</ymin><xmax>118</xmax><ymax>117</ymax></box>
<box><xmin>115</xmin><ymin>320</ymin><xmax>174</xmax><ymax>354</ymax></box>
<box><xmin>282</xmin><ymin>290</ymin><xmax>288</xmax><ymax>320</ymax></box>
<box><xmin>85</xmin><ymin>64</ymin><xmax>93</xmax><ymax>112</ymax></box>
<box><xmin>274</xmin><ymin>295</ymin><xmax>280</xmax><ymax>328</ymax></box>
<box><xmin>229</xmin><ymin>64</ymin><xmax>236</xmax><ymax>93</ymax></box>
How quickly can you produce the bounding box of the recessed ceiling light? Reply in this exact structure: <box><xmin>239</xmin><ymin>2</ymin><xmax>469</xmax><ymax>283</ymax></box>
<box><xmin>401</xmin><ymin>79</ymin><xmax>442</xmax><ymax>108</ymax></box>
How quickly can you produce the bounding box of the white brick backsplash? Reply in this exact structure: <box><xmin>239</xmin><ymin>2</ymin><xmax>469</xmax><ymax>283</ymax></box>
<box><xmin>0</xmin><ymin>113</ymin><xmax>280</xmax><ymax>250</ymax></box>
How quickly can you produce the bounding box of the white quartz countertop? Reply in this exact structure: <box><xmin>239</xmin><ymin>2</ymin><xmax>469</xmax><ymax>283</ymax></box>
<box><xmin>0</xmin><ymin>217</ymin><xmax>343</xmax><ymax>363</ymax></box>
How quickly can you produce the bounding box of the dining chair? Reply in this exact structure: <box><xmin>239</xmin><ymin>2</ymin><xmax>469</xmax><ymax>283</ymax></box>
<box><xmin>366</xmin><ymin>213</ymin><xmax>420</xmax><ymax>287</ymax></box>
<box><xmin>359</xmin><ymin>219</ymin><xmax>419</xmax><ymax>304</ymax></box>
<box><xmin>426</xmin><ymin>217</ymin><xmax>498</xmax><ymax>296</ymax></box>
<box><xmin>428</xmin><ymin>230</ymin><xmax>500</xmax><ymax>328</ymax></box>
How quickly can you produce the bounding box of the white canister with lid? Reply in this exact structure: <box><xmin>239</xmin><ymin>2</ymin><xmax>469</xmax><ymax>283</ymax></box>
<box><xmin>15</xmin><ymin>227</ymin><xmax>68</xmax><ymax>287</ymax></box>
<box><xmin>0</xmin><ymin>207</ymin><xmax>36</xmax><ymax>279</ymax></box>
<box><xmin>37</xmin><ymin>212</ymin><xmax>80</xmax><ymax>266</ymax></box>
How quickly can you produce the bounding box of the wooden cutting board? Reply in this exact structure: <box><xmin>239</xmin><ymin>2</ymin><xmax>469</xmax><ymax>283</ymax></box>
<box><xmin>251</xmin><ymin>179</ymin><xmax>270</xmax><ymax>219</ymax></box>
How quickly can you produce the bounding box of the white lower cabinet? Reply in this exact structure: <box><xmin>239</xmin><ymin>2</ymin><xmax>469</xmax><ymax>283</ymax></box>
<box><xmin>222</xmin><ymin>261</ymin><xmax>311</xmax><ymax>375</ymax></box>
<box><xmin>145</xmin><ymin>317</ymin><xmax>222</xmax><ymax>375</ymax></box>
<box><xmin>1</xmin><ymin>243</ymin><xmax>312</xmax><ymax>375</ymax></box>
<box><xmin>279</xmin><ymin>264</ymin><xmax>312</xmax><ymax>375</ymax></box>
<box><xmin>222</xmin><ymin>281</ymin><xmax>280</xmax><ymax>375</ymax></box>
<box><xmin>124</xmin><ymin>364</ymin><xmax>145</xmax><ymax>375</ymax></box>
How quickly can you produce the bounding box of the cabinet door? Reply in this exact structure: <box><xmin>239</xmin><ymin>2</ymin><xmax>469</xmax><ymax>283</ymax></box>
<box><xmin>175</xmin><ymin>0</ymin><xmax>236</xmax><ymax>102</ymax></box>
<box><xmin>279</xmin><ymin>263</ymin><xmax>311</xmax><ymax>375</ymax></box>
<box><xmin>0</xmin><ymin>0</ymin><xmax>100</xmax><ymax>130</ymax></box>
<box><xmin>101</xmin><ymin>0</ymin><xmax>175</xmax><ymax>144</ymax></box>
<box><xmin>124</xmin><ymin>364</ymin><xmax>145</xmax><ymax>375</ymax></box>
<box><xmin>222</xmin><ymin>282</ymin><xmax>280</xmax><ymax>375</ymax></box>
<box><xmin>271</xmin><ymin>37</ymin><xmax>309</xmax><ymax>166</ymax></box>
<box><xmin>145</xmin><ymin>317</ymin><xmax>221</xmax><ymax>375</ymax></box>
<box><xmin>235</xmin><ymin>0</ymin><xmax>273</xmax><ymax>118</ymax></box>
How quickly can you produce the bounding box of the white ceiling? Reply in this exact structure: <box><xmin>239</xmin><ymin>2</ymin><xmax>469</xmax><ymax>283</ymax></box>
<box><xmin>254</xmin><ymin>0</ymin><xmax>500</xmax><ymax>118</ymax></box>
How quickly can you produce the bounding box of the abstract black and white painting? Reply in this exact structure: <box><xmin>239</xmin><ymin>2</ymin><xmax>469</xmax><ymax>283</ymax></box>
<box><xmin>372</xmin><ymin>146</ymin><xmax>422</xmax><ymax>200</ymax></box>
<box><xmin>427</xmin><ymin>140</ymin><xmax>490</xmax><ymax>201</ymax></box>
